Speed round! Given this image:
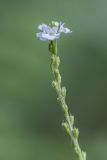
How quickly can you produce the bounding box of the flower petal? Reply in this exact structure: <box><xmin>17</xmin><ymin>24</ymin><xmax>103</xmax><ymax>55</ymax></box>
<box><xmin>36</xmin><ymin>32</ymin><xmax>47</xmax><ymax>41</ymax></box>
<box><xmin>38</xmin><ymin>24</ymin><xmax>50</xmax><ymax>32</ymax></box>
<box><xmin>62</xmin><ymin>28</ymin><xmax>72</xmax><ymax>33</ymax></box>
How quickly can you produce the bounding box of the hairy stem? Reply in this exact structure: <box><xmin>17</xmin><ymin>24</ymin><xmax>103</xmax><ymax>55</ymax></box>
<box><xmin>48</xmin><ymin>40</ymin><xmax>86</xmax><ymax>160</ymax></box>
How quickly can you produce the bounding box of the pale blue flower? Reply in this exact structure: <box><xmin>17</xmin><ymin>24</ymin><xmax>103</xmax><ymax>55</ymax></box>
<box><xmin>36</xmin><ymin>21</ymin><xmax>72</xmax><ymax>41</ymax></box>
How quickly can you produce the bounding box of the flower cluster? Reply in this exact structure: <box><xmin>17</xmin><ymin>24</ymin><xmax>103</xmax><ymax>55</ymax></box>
<box><xmin>36</xmin><ymin>21</ymin><xmax>72</xmax><ymax>41</ymax></box>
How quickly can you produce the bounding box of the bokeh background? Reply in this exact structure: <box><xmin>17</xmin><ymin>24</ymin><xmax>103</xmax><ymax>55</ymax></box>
<box><xmin>0</xmin><ymin>0</ymin><xmax>107</xmax><ymax>160</ymax></box>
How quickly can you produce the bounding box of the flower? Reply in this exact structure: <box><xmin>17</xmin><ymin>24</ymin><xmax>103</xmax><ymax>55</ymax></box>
<box><xmin>36</xmin><ymin>21</ymin><xmax>72</xmax><ymax>41</ymax></box>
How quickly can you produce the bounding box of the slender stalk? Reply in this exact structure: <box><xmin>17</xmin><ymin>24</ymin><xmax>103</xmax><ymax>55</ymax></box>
<box><xmin>48</xmin><ymin>40</ymin><xmax>86</xmax><ymax>160</ymax></box>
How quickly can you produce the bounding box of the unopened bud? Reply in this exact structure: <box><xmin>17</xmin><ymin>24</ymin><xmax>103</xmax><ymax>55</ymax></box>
<box><xmin>82</xmin><ymin>151</ymin><xmax>86</xmax><ymax>160</ymax></box>
<box><xmin>54</xmin><ymin>69</ymin><xmax>61</xmax><ymax>82</ymax></box>
<box><xmin>56</xmin><ymin>56</ymin><xmax>60</xmax><ymax>66</ymax></box>
<box><xmin>52</xmin><ymin>81</ymin><xmax>58</xmax><ymax>91</ymax></box>
<box><xmin>69</xmin><ymin>114</ymin><xmax>74</xmax><ymax>125</ymax></box>
<box><xmin>62</xmin><ymin>86</ymin><xmax>66</xmax><ymax>97</ymax></box>
<box><xmin>49</xmin><ymin>41</ymin><xmax>56</xmax><ymax>54</ymax></box>
<box><xmin>62</xmin><ymin>104</ymin><xmax>68</xmax><ymax>113</ymax></box>
<box><xmin>73</xmin><ymin>128</ymin><xmax>79</xmax><ymax>139</ymax></box>
<box><xmin>62</xmin><ymin>122</ymin><xmax>70</xmax><ymax>135</ymax></box>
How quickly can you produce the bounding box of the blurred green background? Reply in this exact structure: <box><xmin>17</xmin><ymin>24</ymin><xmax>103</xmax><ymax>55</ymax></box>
<box><xmin>0</xmin><ymin>0</ymin><xmax>107</xmax><ymax>160</ymax></box>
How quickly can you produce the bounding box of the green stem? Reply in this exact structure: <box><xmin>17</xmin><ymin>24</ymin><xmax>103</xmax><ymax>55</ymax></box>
<box><xmin>48</xmin><ymin>40</ymin><xmax>86</xmax><ymax>160</ymax></box>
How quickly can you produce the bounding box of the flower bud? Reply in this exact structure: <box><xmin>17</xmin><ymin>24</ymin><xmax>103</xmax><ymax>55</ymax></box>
<box><xmin>62</xmin><ymin>104</ymin><xmax>68</xmax><ymax>113</ymax></box>
<box><xmin>49</xmin><ymin>41</ymin><xmax>56</xmax><ymax>54</ymax></box>
<box><xmin>62</xmin><ymin>86</ymin><xmax>66</xmax><ymax>97</ymax></box>
<box><xmin>54</xmin><ymin>69</ymin><xmax>61</xmax><ymax>82</ymax></box>
<box><xmin>62</xmin><ymin>122</ymin><xmax>70</xmax><ymax>135</ymax></box>
<box><xmin>69</xmin><ymin>114</ymin><xmax>74</xmax><ymax>125</ymax></box>
<box><xmin>82</xmin><ymin>151</ymin><xmax>86</xmax><ymax>160</ymax></box>
<box><xmin>52</xmin><ymin>81</ymin><xmax>58</xmax><ymax>91</ymax></box>
<box><xmin>56</xmin><ymin>56</ymin><xmax>60</xmax><ymax>67</ymax></box>
<box><xmin>73</xmin><ymin>128</ymin><xmax>79</xmax><ymax>139</ymax></box>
